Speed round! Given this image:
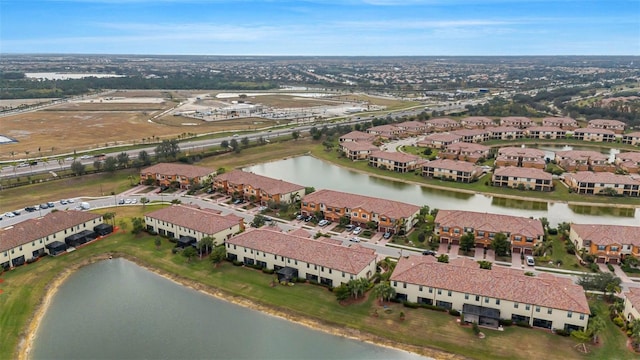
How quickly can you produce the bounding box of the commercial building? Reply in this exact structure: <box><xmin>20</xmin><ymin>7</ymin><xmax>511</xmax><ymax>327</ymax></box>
<box><xmin>301</xmin><ymin>189</ymin><xmax>420</xmax><ymax>234</ymax></box>
<box><xmin>0</xmin><ymin>210</ymin><xmax>104</xmax><ymax>269</ymax></box>
<box><xmin>434</xmin><ymin>209</ymin><xmax>544</xmax><ymax>253</ymax></box>
<box><xmin>214</xmin><ymin>170</ymin><xmax>306</xmax><ymax>205</ymax></box>
<box><xmin>144</xmin><ymin>204</ymin><xmax>244</xmax><ymax>245</ymax></box>
<box><xmin>563</xmin><ymin>172</ymin><xmax>640</xmax><ymax>197</ymax></box>
<box><xmin>226</xmin><ymin>229</ymin><xmax>377</xmax><ymax>287</ymax></box>
<box><xmin>570</xmin><ymin>224</ymin><xmax>640</xmax><ymax>264</ymax></box>
<box><xmin>140</xmin><ymin>163</ymin><xmax>216</xmax><ymax>189</ymax></box>
<box><xmin>390</xmin><ymin>256</ymin><xmax>590</xmax><ymax>331</ymax></box>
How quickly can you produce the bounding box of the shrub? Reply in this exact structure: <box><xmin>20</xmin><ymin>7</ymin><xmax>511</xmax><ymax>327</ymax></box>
<box><xmin>548</xmin><ymin>228</ymin><xmax>558</xmax><ymax>235</ymax></box>
<box><xmin>613</xmin><ymin>316</ymin><xmax>625</xmax><ymax>328</ymax></box>
<box><xmin>449</xmin><ymin>309</ymin><xmax>460</xmax><ymax>316</ymax></box>
<box><xmin>232</xmin><ymin>260</ymin><xmax>243</xmax><ymax>266</ymax></box>
<box><xmin>472</xmin><ymin>322</ymin><xmax>480</xmax><ymax>335</ymax></box>
<box><xmin>607</xmin><ymin>264</ymin><xmax>615</xmax><ymax>272</ymax></box>
<box><xmin>589</xmin><ymin>263</ymin><xmax>599</xmax><ymax>272</ymax></box>
<box><xmin>515</xmin><ymin>321</ymin><xmax>532</xmax><ymax>328</ymax></box>
<box><xmin>499</xmin><ymin>319</ymin><xmax>513</xmax><ymax>326</ymax></box>
<box><xmin>403</xmin><ymin>301</ymin><xmax>420</xmax><ymax>309</ymax></box>
<box><xmin>261</xmin><ymin>268</ymin><xmax>275</xmax><ymax>274</ymax></box>
<box><xmin>554</xmin><ymin>329</ymin><xmax>571</xmax><ymax>337</ymax></box>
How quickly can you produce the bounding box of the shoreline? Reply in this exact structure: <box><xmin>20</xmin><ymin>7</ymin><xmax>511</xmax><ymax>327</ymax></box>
<box><xmin>18</xmin><ymin>253</ymin><xmax>466</xmax><ymax>360</ymax></box>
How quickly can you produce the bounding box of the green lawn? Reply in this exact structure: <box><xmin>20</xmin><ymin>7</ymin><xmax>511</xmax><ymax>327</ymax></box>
<box><xmin>534</xmin><ymin>234</ymin><xmax>587</xmax><ymax>272</ymax></box>
<box><xmin>2</xmin><ymin>211</ymin><xmax>637</xmax><ymax>360</ymax></box>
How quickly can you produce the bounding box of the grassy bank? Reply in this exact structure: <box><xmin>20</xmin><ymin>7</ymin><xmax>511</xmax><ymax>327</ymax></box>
<box><xmin>2</xmin><ymin>208</ymin><xmax>637</xmax><ymax>359</ymax></box>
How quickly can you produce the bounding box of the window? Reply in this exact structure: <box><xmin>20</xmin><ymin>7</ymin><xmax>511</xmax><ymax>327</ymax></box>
<box><xmin>567</xmin><ymin>311</ymin><xmax>573</xmax><ymax>318</ymax></box>
<box><xmin>514</xmin><ymin>303</ymin><xmax>519</xmax><ymax>309</ymax></box>
<box><xmin>419</xmin><ymin>286</ymin><xmax>423</xmax><ymax>292</ymax></box>
<box><xmin>496</xmin><ymin>299</ymin><xmax>500</xmax><ymax>305</ymax></box>
<box><xmin>579</xmin><ymin>314</ymin><xmax>585</xmax><ymax>320</ymax></box>
<box><xmin>611</xmin><ymin>246</ymin><xmax>619</xmax><ymax>252</ymax></box>
<box><xmin>475</xmin><ymin>295</ymin><xmax>480</xmax><ymax>302</ymax></box>
<box><xmin>597</xmin><ymin>245</ymin><xmax>606</xmax><ymax>251</ymax></box>
<box><xmin>525</xmin><ymin>305</ymin><xmax>530</xmax><ymax>310</ymax></box>
<box><xmin>547</xmin><ymin>308</ymin><xmax>552</xmax><ymax>315</ymax></box>
<box><xmin>429</xmin><ymin>288</ymin><xmax>433</xmax><ymax>293</ymax></box>
<box><xmin>403</xmin><ymin>283</ymin><xmax>407</xmax><ymax>289</ymax></box>
<box><xmin>437</xmin><ymin>289</ymin><xmax>442</xmax><ymax>295</ymax></box>
<box><xmin>535</xmin><ymin>306</ymin><xmax>541</xmax><ymax>313</ymax></box>
<box><xmin>393</xmin><ymin>281</ymin><xmax>397</xmax><ymax>287</ymax></box>
<box><xmin>465</xmin><ymin>294</ymin><xmax>469</xmax><ymax>300</ymax></box>
<box><xmin>484</xmin><ymin>297</ymin><xmax>489</xmax><ymax>303</ymax></box>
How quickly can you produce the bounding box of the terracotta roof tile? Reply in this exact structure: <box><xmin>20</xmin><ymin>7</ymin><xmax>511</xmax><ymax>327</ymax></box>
<box><xmin>571</xmin><ymin>223</ymin><xmax>640</xmax><ymax>246</ymax></box>
<box><xmin>435</xmin><ymin>209</ymin><xmax>544</xmax><ymax>239</ymax></box>
<box><xmin>145</xmin><ymin>204</ymin><xmax>242</xmax><ymax>235</ymax></box>
<box><xmin>216</xmin><ymin>170</ymin><xmax>305</xmax><ymax>195</ymax></box>
<box><xmin>141</xmin><ymin>163</ymin><xmax>215</xmax><ymax>179</ymax></box>
<box><xmin>424</xmin><ymin>159</ymin><xmax>482</xmax><ymax>173</ymax></box>
<box><xmin>494</xmin><ymin>166</ymin><xmax>552</xmax><ymax>180</ymax></box>
<box><xmin>625</xmin><ymin>288</ymin><xmax>640</xmax><ymax>313</ymax></box>
<box><xmin>565</xmin><ymin>171</ymin><xmax>640</xmax><ymax>186</ymax></box>
<box><xmin>303</xmin><ymin>189</ymin><xmax>420</xmax><ymax>220</ymax></box>
<box><xmin>369</xmin><ymin>150</ymin><xmax>421</xmax><ymax>163</ymax></box>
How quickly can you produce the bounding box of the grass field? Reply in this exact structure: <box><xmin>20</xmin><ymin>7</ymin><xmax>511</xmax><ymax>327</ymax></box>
<box><xmin>2</xmin><ymin>213</ymin><xmax>635</xmax><ymax>360</ymax></box>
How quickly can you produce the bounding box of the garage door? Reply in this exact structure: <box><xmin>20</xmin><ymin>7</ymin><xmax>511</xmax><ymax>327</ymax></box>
<box><xmin>609</xmin><ymin>258</ymin><xmax>619</xmax><ymax>265</ymax></box>
<box><xmin>596</xmin><ymin>257</ymin><xmax>606</xmax><ymax>263</ymax></box>
<box><xmin>440</xmin><ymin>237</ymin><xmax>449</xmax><ymax>244</ymax></box>
<box><xmin>451</xmin><ymin>239</ymin><xmax>460</xmax><ymax>245</ymax></box>
<box><xmin>513</xmin><ymin>247</ymin><xmax>521</xmax><ymax>253</ymax></box>
<box><xmin>524</xmin><ymin>248</ymin><xmax>533</xmax><ymax>255</ymax></box>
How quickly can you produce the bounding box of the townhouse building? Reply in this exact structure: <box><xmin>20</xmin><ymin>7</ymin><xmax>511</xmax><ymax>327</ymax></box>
<box><xmin>570</xmin><ymin>224</ymin><xmax>640</xmax><ymax>264</ymax></box>
<box><xmin>615</xmin><ymin>152</ymin><xmax>640</xmax><ymax>174</ymax></box>
<box><xmin>542</xmin><ymin>117</ymin><xmax>579</xmax><ymax>130</ymax></box>
<box><xmin>622</xmin><ymin>132</ymin><xmax>640</xmax><ymax>146</ymax></box>
<box><xmin>368</xmin><ymin>151</ymin><xmax>424</xmax><ymax>173</ymax></box>
<box><xmin>486</xmin><ymin>126</ymin><xmax>525</xmax><ymax>140</ymax></box>
<box><xmin>460</xmin><ymin>116</ymin><xmax>495</xmax><ymax>129</ymax></box>
<box><xmin>339</xmin><ymin>130</ymin><xmax>375</xmax><ymax>143</ymax></box>
<box><xmin>587</xmin><ymin>119</ymin><xmax>626</xmax><ymax>134</ymax></box>
<box><xmin>573</xmin><ymin>128</ymin><xmax>616</xmax><ymax>143</ymax></box>
<box><xmin>440</xmin><ymin>143</ymin><xmax>491</xmax><ymax>163</ymax></box>
<box><xmin>140</xmin><ymin>163</ymin><xmax>216</xmax><ymax>189</ymax></box>
<box><xmin>554</xmin><ymin>150</ymin><xmax>613</xmax><ymax>172</ymax></box>
<box><xmin>623</xmin><ymin>288</ymin><xmax>640</xmax><ymax>322</ymax></box>
<box><xmin>425</xmin><ymin>118</ymin><xmax>461</xmax><ymax>132</ymax></box>
<box><xmin>390</xmin><ymin>256</ymin><xmax>590</xmax><ymax>331</ymax></box>
<box><xmin>301</xmin><ymin>189</ymin><xmax>420</xmax><ymax>234</ymax></box>
<box><xmin>451</xmin><ymin>128</ymin><xmax>491</xmax><ymax>143</ymax></box>
<box><xmin>526</xmin><ymin>126</ymin><xmax>567</xmax><ymax>140</ymax></box>
<box><xmin>366</xmin><ymin>124</ymin><xmax>403</xmax><ymax>139</ymax></box>
<box><xmin>226</xmin><ymin>229</ymin><xmax>377</xmax><ymax>287</ymax></box>
<box><xmin>492</xmin><ymin>166</ymin><xmax>553</xmax><ymax>191</ymax></box>
<box><xmin>0</xmin><ymin>210</ymin><xmax>104</xmax><ymax>269</ymax></box>
<box><xmin>395</xmin><ymin>121</ymin><xmax>429</xmax><ymax>135</ymax></box>
<box><xmin>417</xmin><ymin>133</ymin><xmax>462</xmax><ymax>149</ymax></box>
<box><xmin>563</xmin><ymin>172</ymin><xmax>640</xmax><ymax>197</ymax></box>
<box><xmin>339</xmin><ymin>141</ymin><xmax>379</xmax><ymax>160</ymax></box>
<box><xmin>144</xmin><ymin>204</ymin><xmax>244</xmax><ymax>245</ymax></box>
<box><xmin>422</xmin><ymin>159</ymin><xmax>483</xmax><ymax>183</ymax></box>
<box><xmin>214</xmin><ymin>170</ymin><xmax>306</xmax><ymax>205</ymax></box>
<box><xmin>434</xmin><ymin>209</ymin><xmax>544</xmax><ymax>254</ymax></box>
<box><xmin>500</xmin><ymin>116</ymin><xmax>534</xmax><ymax>129</ymax></box>
<box><xmin>495</xmin><ymin>147</ymin><xmax>546</xmax><ymax>169</ymax></box>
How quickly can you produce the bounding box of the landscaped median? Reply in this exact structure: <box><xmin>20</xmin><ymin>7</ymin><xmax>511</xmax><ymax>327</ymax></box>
<box><xmin>2</xmin><ymin>213</ymin><xmax>636</xmax><ymax>360</ymax></box>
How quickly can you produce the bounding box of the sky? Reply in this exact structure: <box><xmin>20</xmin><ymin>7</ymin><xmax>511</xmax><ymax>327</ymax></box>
<box><xmin>1</xmin><ymin>0</ymin><xmax>639</xmax><ymax>56</ymax></box>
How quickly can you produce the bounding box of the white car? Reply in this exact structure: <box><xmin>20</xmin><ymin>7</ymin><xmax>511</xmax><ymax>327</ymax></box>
<box><xmin>80</xmin><ymin>155</ymin><xmax>91</xmax><ymax>160</ymax></box>
<box><xmin>131</xmin><ymin>199</ymin><xmax>138</xmax><ymax>204</ymax></box>
<box><xmin>349</xmin><ymin>237</ymin><xmax>360</xmax><ymax>243</ymax></box>
<box><xmin>4</xmin><ymin>212</ymin><xmax>16</xmax><ymax>218</ymax></box>
<box><xmin>125</xmin><ymin>199</ymin><xmax>132</xmax><ymax>204</ymax></box>
<box><xmin>526</xmin><ymin>256</ymin><xmax>535</xmax><ymax>266</ymax></box>
<box><xmin>352</xmin><ymin>227</ymin><xmax>362</xmax><ymax>235</ymax></box>
<box><xmin>318</xmin><ymin>219</ymin><xmax>330</xmax><ymax>227</ymax></box>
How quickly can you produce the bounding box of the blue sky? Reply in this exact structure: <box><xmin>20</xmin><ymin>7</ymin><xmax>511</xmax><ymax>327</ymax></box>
<box><xmin>1</xmin><ymin>0</ymin><xmax>638</xmax><ymax>56</ymax></box>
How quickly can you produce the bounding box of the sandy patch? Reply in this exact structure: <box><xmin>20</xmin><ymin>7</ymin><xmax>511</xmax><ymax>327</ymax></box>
<box><xmin>18</xmin><ymin>253</ymin><xmax>463</xmax><ymax>360</ymax></box>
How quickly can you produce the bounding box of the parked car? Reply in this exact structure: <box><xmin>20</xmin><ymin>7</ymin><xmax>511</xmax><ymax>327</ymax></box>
<box><xmin>526</xmin><ymin>256</ymin><xmax>535</xmax><ymax>266</ymax></box>
<box><xmin>345</xmin><ymin>224</ymin><xmax>355</xmax><ymax>232</ymax></box>
<box><xmin>67</xmin><ymin>199</ymin><xmax>75</xmax><ymax>203</ymax></box>
<box><xmin>60</xmin><ymin>199</ymin><xmax>68</xmax><ymax>205</ymax></box>
<box><xmin>25</xmin><ymin>206</ymin><xmax>36</xmax><ymax>212</ymax></box>
<box><xmin>4</xmin><ymin>212</ymin><xmax>16</xmax><ymax>218</ymax></box>
<box><xmin>304</xmin><ymin>215</ymin><xmax>313</xmax><ymax>222</ymax></box>
<box><xmin>131</xmin><ymin>199</ymin><xmax>138</xmax><ymax>204</ymax></box>
<box><xmin>47</xmin><ymin>202</ymin><xmax>55</xmax><ymax>208</ymax></box>
<box><xmin>40</xmin><ymin>203</ymin><xmax>50</xmax><ymax>209</ymax></box>
<box><xmin>349</xmin><ymin>237</ymin><xmax>360</xmax><ymax>243</ymax></box>
<box><xmin>12</xmin><ymin>210</ymin><xmax>21</xmax><ymax>216</ymax></box>
<box><xmin>118</xmin><ymin>199</ymin><xmax>125</xmax><ymax>205</ymax></box>
<box><xmin>125</xmin><ymin>199</ymin><xmax>132</xmax><ymax>204</ymax></box>
<box><xmin>318</xmin><ymin>219</ymin><xmax>330</xmax><ymax>227</ymax></box>
<box><xmin>258</xmin><ymin>206</ymin><xmax>268</xmax><ymax>212</ymax></box>
<box><xmin>232</xmin><ymin>198</ymin><xmax>244</xmax><ymax>205</ymax></box>
<box><xmin>352</xmin><ymin>227</ymin><xmax>362</xmax><ymax>235</ymax></box>
<box><xmin>422</xmin><ymin>250</ymin><xmax>437</xmax><ymax>256</ymax></box>
<box><xmin>295</xmin><ymin>214</ymin><xmax>304</xmax><ymax>220</ymax></box>
<box><xmin>383</xmin><ymin>231</ymin><xmax>392</xmax><ymax>239</ymax></box>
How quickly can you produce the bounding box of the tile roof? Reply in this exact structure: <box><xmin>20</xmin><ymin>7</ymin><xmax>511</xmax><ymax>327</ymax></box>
<box><xmin>574</xmin><ymin>128</ymin><xmax>616</xmax><ymax>135</ymax></box>
<box><xmin>368</xmin><ymin>124</ymin><xmax>401</xmax><ymax>133</ymax></box>
<box><xmin>451</xmin><ymin>128</ymin><xmax>490</xmax><ymax>137</ymax></box>
<box><xmin>625</xmin><ymin>288</ymin><xmax>640</xmax><ymax>313</ymax></box>
<box><xmin>500</xmin><ymin>116</ymin><xmax>533</xmax><ymax>124</ymax></box>
<box><xmin>340</xmin><ymin>141</ymin><xmax>379</xmax><ymax>152</ymax></box>
<box><xmin>340</xmin><ymin>131</ymin><xmax>375</xmax><ymax>141</ymax></box>
<box><xmin>216</xmin><ymin>170</ymin><xmax>305</xmax><ymax>195</ymax></box>
<box><xmin>227</xmin><ymin>228</ymin><xmax>376</xmax><ymax>274</ymax></box>
<box><xmin>425</xmin><ymin>118</ymin><xmax>459</xmax><ymax>126</ymax></box>
<box><xmin>424</xmin><ymin>159</ymin><xmax>482</xmax><ymax>173</ymax></box>
<box><xmin>444</xmin><ymin>142</ymin><xmax>490</xmax><ymax>153</ymax></box>
<box><xmin>623</xmin><ymin>132</ymin><xmax>640</xmax><ymax>138</ymax></box>
<box><xmin>486</xmin><ymin>126</ymin><xmax>523</xmax><ymax>133</ymax></box>
<box><xmin>616</xmin><ymin>152</ymin><xmax>640</xmax><ymax>162</ymax></box>
<box><xmin>141</xmin><ymin>163</ymin><xmax>215</xmax><ymax>178</ymax></box>
<box><xmin>391</xmin><ymin>255</ymin><xmax>590</xmax><ymax>314</ymax></box>
<box><xmin>303</xmin><ymin>189</ymin><xmax>420</xmax><ymax>220</ymax></box>
<box><xmin>435</xmin><ymin>209</ymin><xmax>544</xmax><ymax>238</ymax></box>
<box><xmin>494</xmin><ymin>166</ymin><xmax>552</xmax><ymax>180</ymax></box>
<box><xmin>420</xmin><ymin>133</ymin><xmax>462</xmax><ymax>142</ymax></box>
<box><xmin>0</xmin><ymin>210</ymin><xmax>102</xmax><ymax>252</ymax></box>
<box><xmin>145</xmin><ymin>204</ymin><xmax>242</xmax><ymax>235</ymax></box>
<box><xmin>369</xmin><ymin>150</ymin><xmax>421</xmax><ymax>163</ymax></box>
<box><xmin>542</xmin><ymin>117</ymin><xmax>578</xmax><ymax>126</ymax></box>
<box><xmin>555</xmin><ymin>150</ymin><xmax>608</xmax><ymax>162</ymax></box>
<box><xmin>396</xmin><ymin>121</ymin><xmax>427</xmax><ymax>129</ymax></box>
<box><xmin>571</xmin><ymin>223</ymin><xmax>640</xmax><ymax>246</ymax></box>
<box><xmin>588</xmin><ymin>119</ymin><xmax>626</xmax><ymax>127</ymax></box>
<box><xmin>527</xmin><ymin>126</ymin><xmax>566</xmax><ymax>133</ymax></box>
<box><xmin>497</xmin><ymin>147</ymin><xmax>546</xmax><ymax>158</ymax></box>
<box><xmin>461</xmin><ymin>116</ymin><xmax>495</xmax><ymax>125</ymax></box>
<box><xmin>565</xmin><ymin>171</ymin><xmax>640</xmax><ymax>185</ymax></box>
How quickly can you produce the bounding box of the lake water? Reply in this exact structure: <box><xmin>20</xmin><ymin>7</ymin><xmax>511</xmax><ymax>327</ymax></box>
<box><xmin>31</xmin><ymin>259</ymin><xmax>428</xmax><ymax>360</ymax></box>
<box><xmin>244</xmin><ymin>156</ymin><xmax>639</xmax><ymax>227</ymax></box>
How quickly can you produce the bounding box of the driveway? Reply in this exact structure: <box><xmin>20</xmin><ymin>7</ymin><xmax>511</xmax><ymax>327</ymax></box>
<box><xmin>449</xmin><ymin>244</ymin><xmax>460</xmax><ymax>259</ymax></box>
<box><xmin>485</xmin><ymin>249</ymin><xmax>496</xmax><ymax>262</ymax></box>
<box><xmin>474</xmin><ymin>247</ymin><xmax>485</xmax><ymax>260</ymax></box>
<box><xmin>512</xmin><ymin>253</ymin><xmax>523</xmax><ymax>269</ymax></box>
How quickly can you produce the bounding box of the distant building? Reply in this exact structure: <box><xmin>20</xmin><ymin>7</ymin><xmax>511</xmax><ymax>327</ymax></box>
<box><xmin>451</xmin><ymin>128</ymin><xmax>491</xmax><ymax>143</ymax></box>
<box><xmin>390</xmin><ymin>256</ymin><xmax>590</xmax><ymax>331</ymax></box>
<box><xmin>554</xmin><ymin>150</ymin><xmax>612</xmax><ymax>172</ymax></box>
<box><xmin>526</xmin><ymin>126</ymin><xmax>566</xmax><ymax>140</ymax></box>
<box><xmin>366</xmin><ymin>124</ymin><xmax>403</xmax><ymax>139</ymax></box>
<box><xmin>339</xmin><ymin>141</ymin><xmax>379</xmax><ymax>160</ymax></box>
<box><xmin>486</xmin><ymin>126</ymin><xmax>524</xmax><ymax>140</ymax></box>
<box><xmin>573</xmin><ymin>128</ymin><xmax>616</xmax><ymax>143</ymax></box>
<box><xmin>140</xmin><ymin>163</ymin><xmax>216</xmax><ymax>189</ymax></box>
<box><xmin>587</xmin><ymin>119</ymin><xmax>626</xmax><ymax>134</ymax></box>
<box><xmin>461</xmin><ymin>116</ymin><xmax>495</xmax><ymax>129</ymax></box>
<box><xmin>563</xmin><ymin>172</ymin><xmax>640</xmax><ymax>197</ymax></box>
<box><xmin>425</xmin><ymin>118</ymin><xmax>461</xmax><ymax>132</ymax></box>
<box><xmin>417</xmin><ymin>133</ymin><xmax>462</xmax><ymax>149</ymax></box>
<box><xmin>214</xmin><ymin>170</ymin><xmax>306</xmax><ymax>205</ymax></box>
<box><xmin>542</xmin><ymin>117</ymin><xmax>579</xmax><ymax>130</ymax></box>
<box><xmin>570</xmin><ymin>224</ymin><xmax>640</xmax><ymax>264</ymax></box>
<box><xmin>500</xmin><ymin>117</ymin><xmax>534</xmax><ymax>129</ymax></box>
<box><xmin>615</xmin><ymin>152</ymin><xmax>640</xmax><ymax>174</ymax></box>
<box><xmin>422</xmin><ymin>159</ymin><xmax>483</xmax><ymax>183</ymax></box>
<box><xmin>623</xmin><ymin>288</ymin><xmax>640</xmax><ymax>322</ymax></box>
<box><xmin>339</xmin><ymin>130</ymin><xmax>375</xmax><ymax>143</ymax></box>
<box><xmin>395</xmin><ymin>121</ymin><xmax>429</xmax><ymax>135</ymax></box>
<box><xmin>492</xmin><ymin>166</ymin><xmax>553</xmax><ymax>191</ymax></box>
<box><xmin>622</xmin><ymin>132</ymin><xmax>640</xmax><ymax>146</ymax></box>
<box><xmin>368</xmin><ymin>151</ymin><xmax>425</xmax><ymax>173</ymax></box>
<box><xmin>440</xmin><ymin>142</ymin><xmax>491</xmax><ymax>163</ymax></box>
<box><xmin>495</xmin><ymin>147</ymin><xmax>546</xmax><ymax>169</ymax></box>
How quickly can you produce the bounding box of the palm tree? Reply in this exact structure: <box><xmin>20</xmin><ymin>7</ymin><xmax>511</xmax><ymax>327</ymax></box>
<box><xmin>589</xmin><ymin>316</ymin><xmax>606</xmax><ymax>344</ymax></box>
<box><xmin>199</xmin><ymin>236</ymin><xmax>215</xmax><ymax>256</ymax></box>
<box><xmin>628</xmin><ymin>319</ymin><xmax>640</xmax><ymax>351</ymax></box>
<box><xmin>371</xmin><ymin>282</ymin><xmax>396</xmax><ymax>305</ymax></box>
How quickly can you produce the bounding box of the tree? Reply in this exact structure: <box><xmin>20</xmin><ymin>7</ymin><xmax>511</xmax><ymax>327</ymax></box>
<box><xmin>155</xmin><ymin>139</ymin><xmax>181</xmax><ymax>161</ymax></box>
<box><xmin>371</xmin><ymin>282</ymin><xmax>396</xmax><ymax>304</ymax></box>
<box><xmin>251</xmin><ymin>214</ymin><xmax>267</xmax><ymax>228</ymax></box>
<box><xmin>118</xmin><ymin>219</ymin><xmax>129</xmax><ymax>233</ymax></box>
<box><xmin>131</xmin><ymin>217</ymin><xmax>145</xmax><ymax>234</ymax></box>
<box><xmin>346</xmin><ymin>278</ymin><xmax>370</xmax><ymax>299</ymax></box>
<box><xmin>199</xmin><ymin>236</ymin><xmax>214</xmax><ymax>258</ymax></box>
<box><xmin>182</xmin><ymin>246</ymin><xmax>197</xmax><ymax>262</ymax></box>
<box><xmin>577</xmin><ymin>272</ymin><xmax>622</xmax><ymax>292</ymax></box>
<box><xmin>241</xmin><ymin>136</ymin><xmax>250</xmax><ymax>148</ymax></box>
<box><xmin>334</xmin><ymin>284</ymin><xmax>351</xmax><ymax>301</ymax></box>
<box><xmin>104</xmin><ymin>156</ymin><xmax>118</xmax><ymax>172</ymax></box>
<box><xmin>210</xmin><ymin>245</ymin><xmax>226</xmax><ymax>267</ymax></box>
<box><xmin>491</xmin><ymin>232</ymin><xmax>510</xmax><ymax>257</ymax></box>
<box><xmin>460</xmin><ymin>232</ymin><xmax>475</xmax><ymax>252</ymax></box>
<box><xmin>70</xmin><ymin>160</ymin><xmax>85</xmax><ymax>176</ymax></box>
<box><xmin>229</xmin><ymin>139</ymin><xmax>239</xmax><ymax>152</ymax></box>
<box><xmin>154</xmin><ymin>238</ymin><xmax>161</xmax><ymax>249</ymax></box>
<box><xmin>103</xmin><ymin>212</ymin><xmax>116</xmax><ymax>226</ymax></box>
<box><xmin>221</xmin><ymin>140</ymin><xmax>229</xmax><ymax>149</ymax></box>
<box><xmin>588</xmin><ymin>316</ymin><xmax>606</xmax><ymax>344</ymax></box>
<box><xmin>140</xmin><ymin>197</ymin><xmax>149</xmax><ymax>208</ymax></box>
<box><xmin>93</xmin><ymin>160</ymin><xmax>103</xmax><ymax>172</ymax></box>
<box><xmin>292</xmin><ymin>131</ymin><xmax>300</xmax><ymax>140</ymax></box>
<box><xmin>116</xmin><ymin>152</ymin><xmax>130</xmax><ymax>168</ymax></box>
<box><xmin>138</xmin><ymin>150</ymin><xmax>152</xmax><ymax>166</ymax></box>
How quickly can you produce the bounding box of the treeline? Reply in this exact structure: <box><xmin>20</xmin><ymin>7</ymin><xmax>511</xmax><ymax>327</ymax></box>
<box><xmin>0</xmin><ymin>74</ymin><xmax>278</xmax><ymax>99</ymax></box>
<box><xmin>464</xmin><ymin>97</ymin><xmax>546</xmax><ymax>117</ymax></box>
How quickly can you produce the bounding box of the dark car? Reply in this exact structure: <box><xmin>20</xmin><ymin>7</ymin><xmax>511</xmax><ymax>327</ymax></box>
<box><xmin>40</xmin><ymin>203</ymin><xmax>50</xmax><ymax>209</ymax></box>
<box><xmin>118</xmin><ymin>199</ymin><xmax>125</xmax><ymax>205</ymax></box>
<box><xmin>383</xmin><ymin>232</ymin><xmax>392</xmax><ymax>239</ymax></box>
<box><xmin>25</xmin><ymin>206</ymin><xmax>36</xmax><ymax>212</ymax></box>
<box><xmin>422</xmin><ymin>250</ymin><xmax>437</xmax><ymax>256</ymax></box>
<box><xmin>304</xmin><ymin>215</ymin><xmax>313</xmax><ymax>222</ymax></box>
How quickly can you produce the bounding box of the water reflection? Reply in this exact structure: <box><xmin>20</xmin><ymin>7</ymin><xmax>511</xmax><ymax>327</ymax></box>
<box><xmin>492</xmin><ymin>197</ymin><xmax>549</xmax><ymax>211</ymax></box>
